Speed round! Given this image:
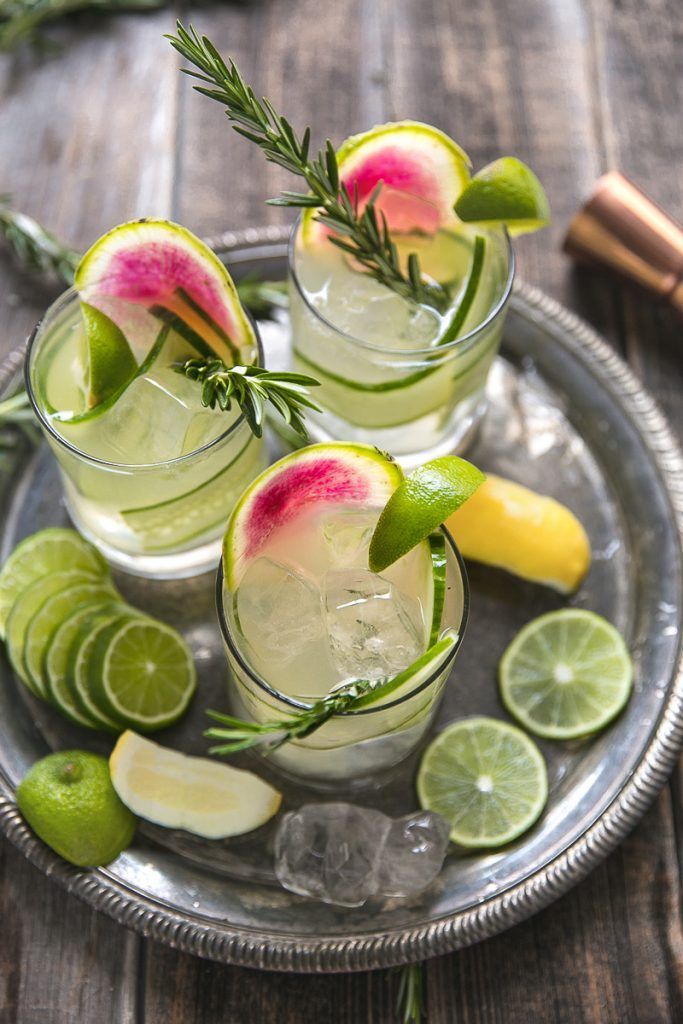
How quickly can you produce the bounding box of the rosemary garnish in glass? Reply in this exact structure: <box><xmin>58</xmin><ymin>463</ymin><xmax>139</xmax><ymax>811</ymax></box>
<box><xmin>167</xmin><ymin>22</ymin><xmax>452</xmax><ymax>314</ymax></box>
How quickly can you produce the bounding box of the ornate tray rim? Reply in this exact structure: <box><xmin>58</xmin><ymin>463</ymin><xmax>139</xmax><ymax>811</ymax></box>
<box><xmin>0</xmin><ymin>226</ymin><xmax>681</xmax><ymax>973</ymax></box>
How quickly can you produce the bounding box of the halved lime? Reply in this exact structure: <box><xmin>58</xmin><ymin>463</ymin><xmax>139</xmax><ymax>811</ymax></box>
<box><xmin>44</xmin><ymin>602</ymin><xmax>124</xmax><ymax>728</ymax></box>
<box><xmin>368</xmin><ymin>456</ymin><xmax>485</xmax><ymax>573</ymax></box>
<box><xmin>89</xmin><ymin>617</ymin><xmax>196</xmax><ymax>731</ymax></box>
<box><xmin>0</xmin><ymin>528</ymin><xmax>108</xmax><ymax>639</ymax></box>
<box><xmin>23</xmin><ymin>581</ymin><xmax>118</xmax><ymax>698</ymax></box>
<box><xmin>5</xmin><ymin>570</ymin><xmax>101</xmax><ymax>691</ymax></box>
<box><xmin>499</xmin><ymin>609</ymin><xmax>633</xmax><ymax>739</ymax></box>
<box><xmin>68</xmin><ymin>611</ymin><xmax>130</xmax><ymax>732</ymax></box>
<box><xmin>417</xmin><ymin>716</ymin><xmax>548</xmax><ymax>847</ymax></box>
<box><xmin>454</xmin><ymin>157</ymin><xmax>550</xmax><ymax>236</ymax></box>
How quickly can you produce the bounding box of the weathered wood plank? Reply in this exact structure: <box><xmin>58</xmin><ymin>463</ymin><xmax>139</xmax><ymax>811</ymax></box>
<box><xmin>0</xmin><ymin>9</ymin><xmax>180</xmax><ymax>354</ymax></box>
<box><xmin>0</xmin><ymin>838</ymin><xmax>140</xmax><ymax>1023</ymax></box>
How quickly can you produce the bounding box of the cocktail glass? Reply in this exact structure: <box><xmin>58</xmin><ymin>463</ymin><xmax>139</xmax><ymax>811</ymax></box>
<box><xmin>216</xmin><ymin>508</ymin><xmax>468</xmax><ymax>784</ymax></box>
<box><xmin>25</xmin><ymin>288</ymin><xmax>268</xmax><ymax>579</ymax></box>
<box><xmin>289</xmin><ymin>216</ymin><xmax>514</xmax><ymax>466</ymax></box>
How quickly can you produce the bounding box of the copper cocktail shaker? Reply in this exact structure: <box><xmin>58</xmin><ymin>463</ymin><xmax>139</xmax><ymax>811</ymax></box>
<box><xmin>563</xmin><ymin>171</ymin><xmax>683</xmax><ymax>316</ymax></box>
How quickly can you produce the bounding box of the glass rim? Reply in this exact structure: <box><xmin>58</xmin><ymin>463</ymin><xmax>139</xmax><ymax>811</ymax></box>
<box><xmin>24</xmin><ymin>286</ymin><xmax>264</xmax><ymax>471</ymax></box>
<box><xmin>287</xmin><ymin>215</ymin><xmax>515</xmax><ymax>358</ymax></box>
<box><xmin>215</xmin><ymin>524</ymin><xmax>470</xmax><ymax>717</ymax></box>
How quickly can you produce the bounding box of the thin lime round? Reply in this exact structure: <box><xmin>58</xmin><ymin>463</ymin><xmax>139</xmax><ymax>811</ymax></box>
<box><xmin>45</xmin><ymin>602</ymin><xmax>122</xmax><ymax>728</ymax></box>
<box><xmin>454</xmin><ymin>157</ymin><xmax>550</xmax><ymax>235</ymax></box>
<box><xmin>368</xmin><ymin>456</ymin><xmax>485</xmax><ymax>573</ymax></box>
<box><xmin>0</xmin><ymin>528</ymin><xmax>108</xmax><ymax>638</ymax></box>
<box><xmin>5</xmin><ymin>570</ymin><xmax>101</xmax><ymax>691</ymax></box>
<box><xmin>90</xmin><ymin>617</ymin><xmax>196</xmax><ymax>731</ymax></box>
<box><xmin>24</xmin><ymin>580</ymin><xmax>117</xmax><ymax>698</ymax></box>
<box><xmin>69</xmin><ymin>611</ymin><xmax>130</xmax><ymax>732</ymax></box>
<box><xmin>417</xmin><ymin>716</ymin><xmax>548</xmax><ymax>847</ymax></box>
<box><xmin>16</xmin><ymin>750</ymin><xmax>136</xmax><ymax>866</ymax></box>
<box><xmin>499</xmin><ymin>609</ymin><xmax>633</xmax><ymax>739</ymax></box>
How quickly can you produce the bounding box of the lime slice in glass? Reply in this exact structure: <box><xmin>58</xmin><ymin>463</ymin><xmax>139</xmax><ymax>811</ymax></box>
<box><xmin>5</xmin><ymin>570</ymin><xmax>102</xmax><ymax>692</ymax></box>
<box><xmin>24</xmin><ymin>580</ymin><xmax>118</xmax><ymax>698</ymax></box>
<box><xmin>417</xmin><ymin>716</ymin><xmax>548</xmax><ymax>847</ymax></box>
<box><xmin>0</xmin><ymin>528</ymin><xmax>108</xmax><ymax>639</ymax></box>
<box><xmin>454</xmin><ymin>157</ymin><xmax>550</xmax><ymax>235</ymax></box>
<box><xmin>45</xmin><ymin>602</ymin><xmax>123</xmax><ymax>728</ymax></box>
<box><xmin>90</xmin><ymin>618</ymin><xmax>196</xmax><ymax>732</ymax></box>
<box><xmin>368</xmin><ymin>455</ymin><xmax>485</xmax><ymax>573</ymax></box>
<box><xmin>499</xmin><ymin>609</ymin><xmax>633</xmax><ymax>739</ymax></box>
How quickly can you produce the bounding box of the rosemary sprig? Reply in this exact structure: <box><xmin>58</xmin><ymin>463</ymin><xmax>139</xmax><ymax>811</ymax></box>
<box><xmin>0</xmin><ymin>0</ymin><xmax>166</xmax><ymax>52</ymax></box>
<box><xmin>167</xmin><ymin>22</ymin><xmax>451</xmax><ymax>313</ymax></box>
<box><xmin>0</xmin><ymin>196</ymin><xmax>79</xmax><ymax>284</ymax></box>
<box><xmin>176</xmin><ymin>357</ymin><xmax>320</xmax><ymax>441</ymax></box>
<box><xmin>396</xmin><ymin>964</ymin><xmax>425</xmax><ymax>1023</ymax></box>
<box><xmin>205</xmin><ymin>677</ymin><xmax>380</xmax><ymax>755</ymax></box>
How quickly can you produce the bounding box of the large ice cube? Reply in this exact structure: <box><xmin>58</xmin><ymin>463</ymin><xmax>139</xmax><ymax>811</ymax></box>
<box><xmin>323</xmin><ymin>569</ymin><xmax>423</xmax><ymax>682</ymax></box>
<box><xmin>274</xmin><ymin>803</ymin><xmax>450</xmax><ymax>907</ymax></box>
<box><xmin>321</xmin><ymin>511</ymin><xmax>376</xmax><ymax>568</ymax></box>
<box><xmin>234</xmin><ymin>557</ymin><xmax>323</xmax><ymax>664</ymax></box>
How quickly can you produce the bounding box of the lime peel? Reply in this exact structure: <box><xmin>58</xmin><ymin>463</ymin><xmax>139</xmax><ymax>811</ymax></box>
<box><xmin>369</xmin><ymin>456</ymin><xmax>485</xmax><ymax>573</ymax></box>
<box><xmin>454</xmin><ymin>157</ymin><xmax>550</xmax><ymax>236</ymax></box>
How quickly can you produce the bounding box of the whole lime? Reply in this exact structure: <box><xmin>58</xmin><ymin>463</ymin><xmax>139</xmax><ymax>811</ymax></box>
<box><xmin>16</xmin><ymin>750</ymin><xmax>136</xmax><ymax>867</ymax></box>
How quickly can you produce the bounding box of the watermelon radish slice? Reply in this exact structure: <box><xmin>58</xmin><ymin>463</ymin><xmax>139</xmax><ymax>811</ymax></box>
<box><xmin>75</xmin><ymin>219</ymin><xmax>258</xmax><ymax>372</ymax></box>
<box><xmin>223</xmin><ymin>443</ymin><xmax>404</xmax><ymax>589</ymax></box>
<box><xmin>302</xmin><ymin>121</ymin><xmax>471</xmax><ymax>246</ymax></box>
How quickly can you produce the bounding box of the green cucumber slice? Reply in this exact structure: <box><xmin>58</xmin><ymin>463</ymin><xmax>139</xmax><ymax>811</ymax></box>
<box><xmin>428</xmin><ymin>532</ymin><xmax>447</xmax><ymax>646</ymax></box>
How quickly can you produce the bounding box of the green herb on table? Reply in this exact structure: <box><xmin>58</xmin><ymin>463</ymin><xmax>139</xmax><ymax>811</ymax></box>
<box><xmin>0</xmin><ymin>196</ymin><xmax>79</xmax><ymax>283</ymax></box>
<box><xmin>0</xmin><ymin>0</ymin><xmax>166</xmax><ymax>53</ymax></box>
<box><xmin>396</xmin><ymin>963</ymin><xmax>425</xmax><ymax>1023</ymax></box>
<box><xmin>176</xmin><ymin>357</ymin><xmax>321</xmax><ymax>441</ymax></box>
<box><xmin>167</xmin><ymin>22</ymin><xmax>452</xmax><ymax>314</ymax></box>
<box><xmin>0</xmin><ymin>388</ymin><xmax>40</xmax><ymax>450</ymax></box>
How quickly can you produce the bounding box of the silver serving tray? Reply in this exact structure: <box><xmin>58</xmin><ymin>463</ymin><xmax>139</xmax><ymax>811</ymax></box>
<box><xmin>0</xmin><ymin>227</ymin><xmax>681</xmax><ymax>973</ymax></box>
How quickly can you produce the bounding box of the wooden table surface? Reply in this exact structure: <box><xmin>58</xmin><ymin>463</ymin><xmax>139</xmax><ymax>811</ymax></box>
<box><xmin>0</xmin><ymin>1</ymin><xmax>681</xmax><ymax>1021</ymax></box>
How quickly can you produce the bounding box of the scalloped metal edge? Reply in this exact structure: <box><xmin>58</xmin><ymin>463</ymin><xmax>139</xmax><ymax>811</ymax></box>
<box><xmin>0</xmin><ymin>226</ymin><xmax>681</xmax><ymax>973</ymax></box>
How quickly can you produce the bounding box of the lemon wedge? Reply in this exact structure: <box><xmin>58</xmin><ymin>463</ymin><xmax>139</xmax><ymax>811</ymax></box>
<box><xmin>446</xmin><ymin>474</ymin><xmax>590</xmax><ymax>594</ymax></box>
<box><xmin>110</xmin><ymin>731</ymin><xmax>281</xmax><ymax>839</ymax></box>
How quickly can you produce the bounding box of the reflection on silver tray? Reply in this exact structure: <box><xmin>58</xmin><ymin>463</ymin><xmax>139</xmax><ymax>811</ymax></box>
<box><xmin>0</xmin><ymin>226</ymin><xmax>681</xmax><ymax>973</ymax></box>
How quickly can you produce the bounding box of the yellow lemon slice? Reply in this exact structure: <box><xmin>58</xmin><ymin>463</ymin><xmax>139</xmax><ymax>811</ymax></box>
<box><xmin>110</xmin><ymin>731</ymin><xmax>281</xmax><ymax>839</ymax></box>
<box><xmin>446</xmin><ymin>474</ymin><xmax>590</xmax><ymax>594</ymax></box>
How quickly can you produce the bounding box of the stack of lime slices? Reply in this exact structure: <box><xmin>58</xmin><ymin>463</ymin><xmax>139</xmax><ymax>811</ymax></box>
<box><xmin>0</xmin><ymin>529</ymin><xmax>196</xmax><ymax>732</ymax></box>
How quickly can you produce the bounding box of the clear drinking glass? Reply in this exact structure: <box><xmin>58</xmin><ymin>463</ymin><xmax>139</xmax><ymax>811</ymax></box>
<box><xmin>25</xmin><ymin>289</ymin><xmax>268</xmax><ymax>578</ymax></box>
<box><xmin>216</xmin><ymin>527</ymin><xmax>468</xmax><ymax>783</ymax></box>
<box><xmin>289</xmin><ymin>219</ymin><xmax>514</xmax><ymax>467</ymax></box>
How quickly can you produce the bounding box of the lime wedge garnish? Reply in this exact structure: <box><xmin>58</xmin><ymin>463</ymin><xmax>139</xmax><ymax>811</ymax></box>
<box><xmin>0</xmin><ymin>528</ymin><xmax>108</xmax><ymax>639</ymax></box>
<box><xmin>81</xmin><ymin>301</ymin><xmax>138</xmax><ymax>409</ymax></box>
<box><xmin>368</xmin><ymin>456</ymin><xmax>485</xmax><ymax>573</ymax></box>
<box><xmin>454</xmin><ymin>157</ymin><xmax>550</xmax><ymax>236</ymax></box>
<box><xmin>90</xmin><ymin>617</ymin><xmax>196</xmax><ymax>731</ymax></box>
<box><xmin>417</xmin><ymin>716</ymin><xmax>548</xmax><ymax>847</ymax></box>
<box><xmin>499</xmin><ymin>609</ymin><xmax>633</xmax><ymax>739</ymax></box>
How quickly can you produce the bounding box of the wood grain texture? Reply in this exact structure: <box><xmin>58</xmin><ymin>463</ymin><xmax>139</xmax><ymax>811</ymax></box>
<box><xmin>0</xmin><ymin>0</ymin><xmax>681</xmax><ymax>1021</ymax></box>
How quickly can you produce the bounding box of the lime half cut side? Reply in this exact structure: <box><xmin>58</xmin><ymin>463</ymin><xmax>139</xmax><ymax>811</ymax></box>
<box><xmin>0</xmin><ymin>528</ymin><xmax>108</xmax><ymax>639</ymax></box>
<box><xmin>417</xmin><ymin>716</ymin><xmax>548</xmax><ymax>848</ymax></box>
<box><xmin>91</xmin><ymin>618</ymin><xmax>197</xmax><ymax>731</ymax></box>
<box><xmin>499</xmin><ymin>609</ymin><xmax>633</xmax><ymax>740</ymax></box>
